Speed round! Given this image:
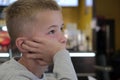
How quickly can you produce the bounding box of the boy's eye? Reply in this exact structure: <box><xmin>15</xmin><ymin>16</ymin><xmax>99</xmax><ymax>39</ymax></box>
<box><xmin>61</xmin><ymin>27</ymin><xmax>63</xmax><ymax>32</ymax></box>
<box><xmin>48</xmin><ymin>30</ymin><xmax>55</xmax><ymax>34</ymax></box>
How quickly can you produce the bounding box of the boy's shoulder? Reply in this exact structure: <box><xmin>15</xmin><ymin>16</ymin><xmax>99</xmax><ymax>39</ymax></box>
<box><xmin>0</xmin><ymin>59</ymin><xmax>17</xmax><ymax>80</ymax></box>
<box><xmin>0</xmin><ymin>58</ymin><xmax>41</xmax><ymax>80</ymax></box>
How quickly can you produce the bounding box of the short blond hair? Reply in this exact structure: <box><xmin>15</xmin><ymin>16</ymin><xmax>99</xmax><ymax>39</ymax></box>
<box><xmin>4</xmin><ymin>0</ymin><xmax>61</xmax><ymax>48</ymax></box>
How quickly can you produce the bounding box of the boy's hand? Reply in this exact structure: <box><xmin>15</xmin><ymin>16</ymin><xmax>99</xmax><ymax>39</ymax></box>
<box><xmin>21</xmin><ymin>37</ymin><xmax>66</xmax><ymax>65</ymax></box>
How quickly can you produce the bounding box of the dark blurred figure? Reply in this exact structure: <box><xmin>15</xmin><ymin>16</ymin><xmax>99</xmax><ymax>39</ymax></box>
<box><xmin>96</xmin><ymin>26</ymin><xmax>107</xmax><ymax>65</ymax></box>
<box><xmin>96</xmin><ymin>26</ymin><xmax>110</xmax><ymax>80</ymax></box>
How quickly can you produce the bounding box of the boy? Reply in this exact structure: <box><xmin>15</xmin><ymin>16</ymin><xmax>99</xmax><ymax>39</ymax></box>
<box><xmin>0</xmin><ymin>0</ymin><xmax>78</xmax><ymax>80</ymax></box>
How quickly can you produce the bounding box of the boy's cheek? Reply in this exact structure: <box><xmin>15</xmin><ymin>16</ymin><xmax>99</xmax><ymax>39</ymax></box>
<box><xmin>45</xmin><ymin>34</ymin><xmax>57</xmax><ymax>40</ymax></box>
<box><xmin>47</xmin><ymin>35</ymin><xmax>54</xmax><ymax>38</ymax></box>
<box><xmin>43</xmin><ymin>34</ymin><xmax>60</xmax><ymax>43</ymax></box>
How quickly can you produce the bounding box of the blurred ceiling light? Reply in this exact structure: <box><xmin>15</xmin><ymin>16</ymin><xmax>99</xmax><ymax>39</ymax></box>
<box><xmin>86</xmin><ymin>0</ymin><xmax>93</xmax><ymax>7</ymax></box>
<box><xmin>70</xmin><ymin>52</ymin><xmax>95</xmax><ymax>57</ymax></box>
<box><xmin>55</xmin><ymin>0</ymin><xmax>78</xmax><ymax>7</ymax></box>
<box><xmin>0</xmin><ymin>53</ymin><xmax>9</xmax><ymax>57</ymax></box>
<box><xmin>2</xmin><ymin>26</ymin><xmax>7</xmax><ymax>31</ymax></box>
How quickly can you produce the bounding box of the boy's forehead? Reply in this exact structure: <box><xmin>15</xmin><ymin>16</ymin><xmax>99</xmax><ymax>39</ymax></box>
<box><xmin>34</xmin><ymin>10</ymin><xmax>63</xmax><ymax>25</ymax></box>
<box><xmin>36</xmin><ymin>10</ymin><xmax>62</xmax><ymax>18</ymax></box>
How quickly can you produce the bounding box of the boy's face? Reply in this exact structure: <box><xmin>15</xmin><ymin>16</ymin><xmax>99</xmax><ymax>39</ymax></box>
<box><xmin>31</xmin><ymin>10</ymin><xmax>66</xmax><ymax>45</ymax></box>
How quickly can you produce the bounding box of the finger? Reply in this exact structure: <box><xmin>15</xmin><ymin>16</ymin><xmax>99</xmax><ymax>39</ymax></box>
<box><xmin>24</xmin><ymin>40</ymin><xmax>41</xmax><ymax>48</ymax></box>
<box><xmin>22</xmin><ymin>43</ymin><xmax>40</xmax><ymax>53</ymax></box>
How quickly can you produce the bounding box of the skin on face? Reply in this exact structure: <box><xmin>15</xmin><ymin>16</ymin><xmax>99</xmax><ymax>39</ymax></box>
<box><xmin>18</xmin><ymin>10</ymin><xmax>67</xmax><ymax>65</ymax></box>
<box><xmin>17</xmin><ymin>10</ymin><xmax>67</xmax><ymax>59</ymax></box>
<box><xmin>17</xmin><ymin>10</ymin><xmax>67</xmax><ymax>78</ymax></box>
<box><xmin>31</xmin><ymin>10</ymin><xmax>67</xmax><ymax>45</ymax></box>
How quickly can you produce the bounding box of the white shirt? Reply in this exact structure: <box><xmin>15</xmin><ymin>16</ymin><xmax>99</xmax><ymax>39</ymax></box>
<box><xmin>0</xmin><ymin>49</ymin><xmax>78</xmax><ymax>80</ymax></box>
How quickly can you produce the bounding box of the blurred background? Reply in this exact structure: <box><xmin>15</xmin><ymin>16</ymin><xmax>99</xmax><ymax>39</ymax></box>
<box><xmin>0</xmin><ymin>0</ymin><xmax>120</xmax><ymax>80</ymax></box>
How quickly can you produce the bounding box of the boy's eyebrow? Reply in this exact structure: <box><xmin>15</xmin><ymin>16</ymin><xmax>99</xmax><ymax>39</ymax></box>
<box><xmin>48</xmin><ymin>24</ymin><xmax>64</xmax><ymax>29</ymax></box>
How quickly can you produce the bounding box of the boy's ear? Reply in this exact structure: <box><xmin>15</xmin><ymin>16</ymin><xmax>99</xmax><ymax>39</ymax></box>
<box><xmin>16</xmin><ymin>37</ymin><xmax>26</xmax><ymax>52</ymax></box>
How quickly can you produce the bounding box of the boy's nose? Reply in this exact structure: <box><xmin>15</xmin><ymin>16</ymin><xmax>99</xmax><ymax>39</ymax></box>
<box><xmin>59</xmin><ymin>33</ymin><xmax>67</xmax><ymax>44</ymax></box>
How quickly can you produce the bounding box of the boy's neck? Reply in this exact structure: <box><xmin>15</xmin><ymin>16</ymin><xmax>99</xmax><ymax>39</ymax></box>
<box><xmin>18</xmin><ymin>56</ymin><xmax>47</xmax><ymax>78</ymax></box>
